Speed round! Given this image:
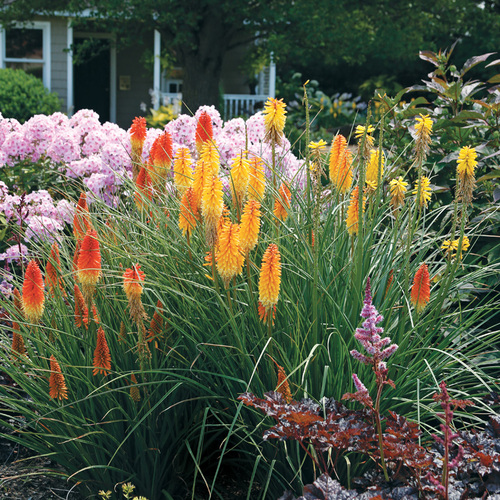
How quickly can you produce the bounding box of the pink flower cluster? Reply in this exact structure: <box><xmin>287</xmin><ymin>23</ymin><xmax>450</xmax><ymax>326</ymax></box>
<box><xmin>0</xmin><ymin>106</ymin><xmax>304</xmax><ymax>249</ymax></box>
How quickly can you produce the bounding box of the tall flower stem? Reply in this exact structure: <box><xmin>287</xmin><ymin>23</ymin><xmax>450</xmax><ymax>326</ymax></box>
<box><xmin>211</xmin><ymin>244</ymin><xmax>220</xmax><ymax>296</ymax></box>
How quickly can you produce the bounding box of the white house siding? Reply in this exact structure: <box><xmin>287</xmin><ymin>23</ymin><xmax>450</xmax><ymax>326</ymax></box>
<box><xmin>49</xmin><ymin>17</ymin><xmax>68</xmax><ymax>109</ymax></box>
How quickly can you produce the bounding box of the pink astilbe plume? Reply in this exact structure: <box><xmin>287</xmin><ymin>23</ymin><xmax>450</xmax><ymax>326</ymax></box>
<box><xmin>350</xmin><ymin>277</ymin><xmax>398</xmax><ymax>367</ymax></box>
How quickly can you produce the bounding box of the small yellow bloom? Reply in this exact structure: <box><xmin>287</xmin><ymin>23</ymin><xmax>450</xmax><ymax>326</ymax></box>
<box><xmin>389</xmin><ymin>176</ymin><xmax>408</xmax><ymax>209</ymax></box>
<box><xmin>457</xmin><ymin>146</ymin><xmax>477</xmax><ymax>178</ymax></box>
<box><xmin>263</xmin><ymin>97</ymin><xmax>287</xmax><ymax>145</ymax></box>
<box><xmin>415</xmin><ymin>114</ymin><xmax>433</xmax><ymax>137</ymax></box>
<box><xmin>308</xmin><ymin>140</ymin><xmax>327</xmax><ymax>151</ymax></box>
<box><xmin>366</xmin><ymin>149</ymin><xmax>384</xmax><ymax>188</ymax></box>
<box><xmin>354</xmin><ymin>125</ymin><xmax>375</xmax><ymax>147</ymax></box>
<box><xmin>413</xmin><ymin>176</ymin><xmax>432</xmax><ymax>208</ymax></box>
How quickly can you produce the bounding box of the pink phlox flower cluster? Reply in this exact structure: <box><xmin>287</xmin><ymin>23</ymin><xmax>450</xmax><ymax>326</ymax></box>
<box><xmin>69</xmin><ymin>109</ymin><xmax>101</xmax><ymax>142</ymax></box>
<box><xmin>82</xmin><ymin>128</ymin><xmax>107</xmax><ymax>156</ymax></box>
<box><xmin>246</xmin><ymin>112</ymin><xmax>266</xmax><ymax>144</ymax></box>
<box><xmin>165</xmin><ymin>114</ymin><xmax>196</xmax><ymax>151</ymax></box>
<box><xmin>46</xmin><ymin>129</ymin><xmax>80</xmax><ymax>163</ymax></box>
<box><xmin>0</xmin><ymin>244</ymin><xmax>28</xmax><ymax>264</ymax></box>
<box><xmin>350</xmin><ymin>277</ymin><xmax>398</xmax><ymax>365</ymax></box>
<box><xmin>101</xmin><ymin>143</ymin><xmax>131</xmax><ymax>175</ymax></box>
<box><xmin>67</xmin><ymin>155</ymin><xmax>103</xmax><ymax>178</ymax></box>
<box><xmin>1</xmin><ymin>131</ymin><xmax>31</xmax><ymax>166</ymax></box>
<box><xmin>25</xmin><ymin>215</ymin><xmax>63</xmax><ymax>243</ymax></box>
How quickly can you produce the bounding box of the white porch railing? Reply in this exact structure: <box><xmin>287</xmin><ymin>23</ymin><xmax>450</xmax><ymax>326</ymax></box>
<box><xmin>160</xmin><ymin>92</ymin><xmax>268</xmax><ymax>120</ymax></box>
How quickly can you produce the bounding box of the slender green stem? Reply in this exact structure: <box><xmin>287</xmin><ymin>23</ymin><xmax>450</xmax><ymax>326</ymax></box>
<box><xmin>374</xmin><ymin>380</ymin><xmax>389</xmax><ymax>482</ymax></box>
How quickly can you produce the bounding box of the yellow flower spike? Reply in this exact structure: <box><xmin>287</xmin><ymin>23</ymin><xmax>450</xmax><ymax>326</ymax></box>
<box><xmin>308</xmin><ymin>140</ymin><xmax>327</xmax><ymax>151</ymax></box>
<box><xmin>456</xmin><ymin>146</ymin><xmax>478</xmax><ymax>206</ymax></box>
<box><xmin>173</xmin><ymin>146</ymin><xmax>194</xmax><ymax>195</ymax></box>
<box><xmin>415</xmin><ymin>114</ymin><xmax>433</xmax><ymax>138</ymax></box>
<box><xmin>258</xmin><ymin>243</ymin><xmax>281</xmax><ymax>315</ymax></box>
<box><xmin>202</xmin><ymin>174</ymin><xmax>224</xmax><ymax>247</ymax></box>
<box><xmin>389</xmin><ymin>176</ymin><xmax>408</xmax><ymax>209</ymax></box>
<box><xmin>354</xmin><ymin>125</ymin><xmax>375</xmax><ymax>149</ymax></box>
<box><xmin>263</xmin><ymin>97</ymin><xmax>287</xmax><ymax>145</ymax></box>
<box><xmin>179</xmin><ymin>187</ymin><xmax>199</xmax><ymax>238</ymax></box>
<box><xmin>216</xmin><ymin>221</ymin><xmax>244</xmax><ymax>286</ymax></box>
<box><xmin>412</xmin><ymin>176</ymin><xmax>432</xmax><ymax>208</ymax></box>
<box><xmin>200</xmin><ymin>141</ymin><xmax>220</xmax><ymax>176</ymax></box>
<box><xmin>239</xmin><ymin>200</ymin><xmax>261</xmax><ymax>255</ymax></box>
<box><xmin>230</xmin><ymin>152</ymin><xmax>250</xmax><ymax>204</ymax></box>
<box><xmin>248</xmin><ymin>156</ymin><xmax>266</xmax><ymax>201</ymax></box>
<box><xmin>345</xmin><ymin>186</ymin><xmax>366</xmax><ymax>235</ymax></box>
<box><xmin>366</xmin><ymin>149</ymin><xmax>384</xmax><ymax>189</ymax></box>
<box><xmin>192</xmin><ymin>158</ymin><xmax>209</xmax><ymax>211</ymax></box>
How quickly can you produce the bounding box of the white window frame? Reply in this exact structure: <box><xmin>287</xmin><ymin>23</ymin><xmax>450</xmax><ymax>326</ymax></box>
<box><xmin>0</xmin><ymin>21</ymin><xmax>51</xmax><ymax>90</ymax></box>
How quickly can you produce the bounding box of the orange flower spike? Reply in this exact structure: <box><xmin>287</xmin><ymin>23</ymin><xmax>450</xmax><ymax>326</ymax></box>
<box><xmin>74</xmin><ymin>284</ymin><xmax>88</xmax><ymax>329</ymax></box>
<box><xmin>230</xmin><ymin>152</ymin><xmax>250</xmax><ymax>203</ymax></box>
<box><xmin>135</xmin><ymin>166</ymin><xmax>153</xmax><ymax>212</ymax></box>
<box><xmin>248</xmin><ymin>156</ymin><xmax>266</xmax><ymax>201</ymax></box>
<box><xmin>150</xmin><ymin>131</ymin><xmax>173</xmax><ymax>191</ymax></box>
<box><xmin>13</xmin><ymin>288</ymin><xmax>23</xmax><ymax>318</ymax></box>
<box><xmin>329</xmin><ymin>134</ymin><xmax>347</xmax><ymax>186</ymax></box>
<box><xmin>72</xmin><ymin>239</ymin><xmax>81</xmax><ymax>275</ymax></box>
<box><xmin>22</xmin><ymin>260</ymin><xmax>45</xmax><ymax>323</ymax></box>
<box><xmin>123</xmin><ymin>264</ymin><xmax>145</xmax><ymax>300</ymax></box>
<box><xmin>147</xmin><ymin>300</ymin><xmax>164</xmax><ymax>343</ymax></box>
<box><xmin>123</xmin><ymin>264</ymin><xmax>147</xmax><ymax>324</ymax></box>
<box><xmin>11</xmin><ymin>324</ymin><xmax>26</xmax><ymax>358</ymax></box>
<box><xmin>73</xmin><ymin>192</ymin><xmax>92</xmax><ymax>241</ymax></box>
<box><xmin>173</xmin><ymin>146</ymin><xmax>194</xmax><ymax>194</ymax></box>
<box><xmin>49</xmin><ymin>355</ymin><xmax>68</xmax><ymax>400</ymax></box>
<box><xmin>130</xmin><ymin>117</ymin><xmax>147</xmax><ymax>157</ymax></box>
<box><xmin>411</xmin><ymin>263</ymin><xmax>431</xmax><ymax>314</ymax></box>
<box><xmin>202</xmin><ymin>174</ymin><xmax>224</xmax><ymax>247</ymax></box>
<box><xmin>258</xmin><ymin>301</ymin><xmax>276</xmax><ymax>325</ymax></box>
<box><xmin>345</xmin><ymin>186</ymin><xmax>366</xmax><ymax>235</ymax></box>
<box><xmin>240</xmin><ymin>200</ymin><xmax>261</xmax><ymax>255</ymax></box>
<box><xmin>93</xmin><ymin>327</ymin><xmax>112</xmax><ymax>376</ymax></box>
<box><xmin>179</xmin><ymin>187</ymin><xmax>199</xmax><ymax>237</ymax></box>
<box><xmin>274</xmin><ymin>183</ymin><xmax>291</xmax><ymax>221</ymax></box>
<box><xmin>276</xmin><ymin>364</ymin><xmax>292</xmax><ymax>403</ymax></box>
<box><xmin>216</xmin><ymin>222</ymin><xmax>244</xmax><ymax>286</ymax></box>
<box><xmin>336</xmin><ymin>148</ymin><xmax>353</xmax><ymax>194</ymax></box>
<box><xmin>77</xmin><ymin>230</ymin><xmax>102</xmax><ymax>290</ymax></box>
<box><xmin>258</xmin><ymin>243</ymin><xmax>281</xmax><ymax>314</ymax></box>
<box><xmin>195</xmin><ymin>111</ymin><xmax>213</xmax><ymax>152</ymax></box>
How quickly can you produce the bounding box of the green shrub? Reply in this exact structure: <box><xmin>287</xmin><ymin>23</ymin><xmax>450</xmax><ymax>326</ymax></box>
<box><xmin>0</xmin><ymin>68</ymin><xmax>61</xmax><ymax>123</ymax></box>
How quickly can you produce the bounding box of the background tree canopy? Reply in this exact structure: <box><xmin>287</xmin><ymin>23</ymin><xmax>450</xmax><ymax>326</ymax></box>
<box><xmin>1</xmin><ymin>0</ymin><xmax>499</xmax><ymax>111</ymax></box>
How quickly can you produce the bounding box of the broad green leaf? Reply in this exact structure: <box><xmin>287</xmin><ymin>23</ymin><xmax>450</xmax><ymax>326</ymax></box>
<box><xmin>487</xmin><ymin>74</ymin><xmax>500</xmax><ymax>84</ymax></box>
<box><xmin>477</xmin><ymin>169</ymin><xmax>500</xmax><ymax>182</ymax></box>
<box><xmin>461</xmin><ymin>53</ymin><xmax>496</xmax><ymax>76</ymax></box>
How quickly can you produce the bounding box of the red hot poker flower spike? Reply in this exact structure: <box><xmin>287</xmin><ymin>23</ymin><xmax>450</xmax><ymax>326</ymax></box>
<box><xmin>22</xmin><ymin>260</ymin><xmax>45</xmax><ymax>323</ymax></box>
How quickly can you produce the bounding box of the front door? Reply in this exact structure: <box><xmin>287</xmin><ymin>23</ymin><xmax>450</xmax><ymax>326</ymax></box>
<box><xmin>73</xmin><ymin>37</ymin><xmax>110</xmax><ymax>122</ymax></box>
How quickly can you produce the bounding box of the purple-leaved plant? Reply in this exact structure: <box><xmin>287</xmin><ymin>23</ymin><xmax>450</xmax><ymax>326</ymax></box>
<box><xmin>344</xmin><ymin>277</ymin><xmax>398</xmax><ymax>482</ymax></box>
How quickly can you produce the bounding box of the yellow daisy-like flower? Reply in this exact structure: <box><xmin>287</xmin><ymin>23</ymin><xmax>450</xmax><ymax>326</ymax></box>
<box><xmin>413</xmin><ymin>176</ymin><xmax>432</xmax><ymax>208</ymax></box>
<box><xmin>415</xmin><ymin>114</ymin><xmax>433</xmax><ymax>138</ymax></box>
<box><xmin>389</xmin><ymin>176</ymin><xmax>408</xmax><ymax>209</ymax></box>
<box><xmin>354</xmin><ymin>125</ymin><xmax>375</xmax><ymax>149</ymax></box>
<box><xmin>263</xmin><ymin>97</ymin><xmax>287</xmax><ymax>145</ymax></box>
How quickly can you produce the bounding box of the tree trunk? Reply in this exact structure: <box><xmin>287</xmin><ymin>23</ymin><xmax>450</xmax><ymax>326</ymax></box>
<box><xmin>175</xmin><ymin>13</ymin><xmax>229</xmax><ymax>115</ymax></box>
<box><xmin>181</xmin><ymin>49</ymin><xmax>224</xmax><ymax>114</ymax></box>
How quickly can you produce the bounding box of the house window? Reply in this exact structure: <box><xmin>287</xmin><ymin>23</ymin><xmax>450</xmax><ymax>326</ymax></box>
<box><xmin>1</xmin><ymin>22</ymin><xmax>51</xmax><ymax>90</ymax></box>
<box><xmin>162</xmin><ymin>78</ymin><xmax>183</xmax><ymax>94</ymax></box>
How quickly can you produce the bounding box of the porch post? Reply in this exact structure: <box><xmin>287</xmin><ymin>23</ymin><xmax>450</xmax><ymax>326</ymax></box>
<box><xmin>153</xmin><ymin>30</ymin><xmax>161</xmax><ymax>110</ymax></box>
<box><xmin>66</xmin><ymin>20</ymin><xmax>73</xmax><ymax>116</ymax></box>
<box><xmin>269</xmin><ymin>53</ymin><xmax>276</xmax><ymax>98</ymax></box>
